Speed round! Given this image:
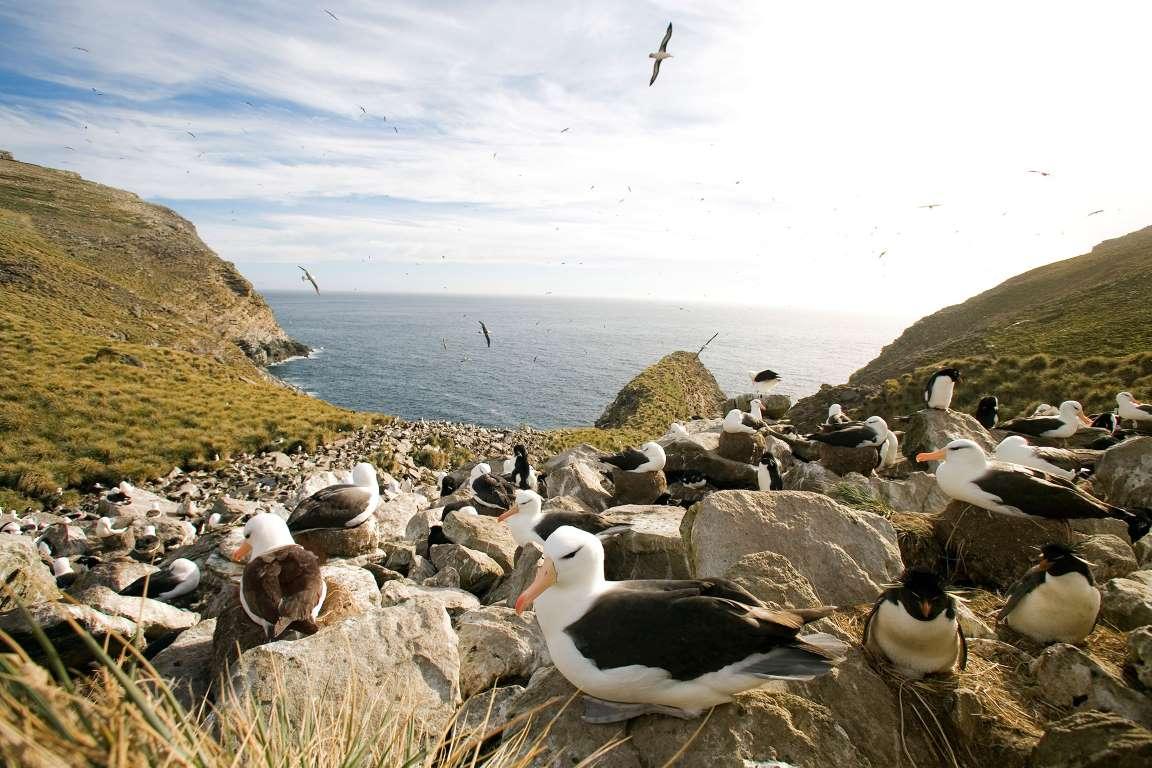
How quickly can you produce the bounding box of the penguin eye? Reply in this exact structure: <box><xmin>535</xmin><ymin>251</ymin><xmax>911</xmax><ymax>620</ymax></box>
<box><xmin>561</xmin><ymin>547</ymin><xmax>582</xmax><ymax>560</ymax></box>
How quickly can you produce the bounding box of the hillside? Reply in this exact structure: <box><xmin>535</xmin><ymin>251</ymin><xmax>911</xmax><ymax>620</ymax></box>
<box><xmin>0</xmin><ymin>153</ymin><xmax>374</xmax><ymax>506</ymax></box>
<box><xmin>791</xmin><ymin>226</ymin><xmax>1152</xmax><ymax>428</ymax></box>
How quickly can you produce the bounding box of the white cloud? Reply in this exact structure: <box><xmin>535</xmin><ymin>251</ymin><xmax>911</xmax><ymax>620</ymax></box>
<box><xmin>1</xmin><ymin>0</ymin><xmax>1150</xmax><ymax>315</ymax></box>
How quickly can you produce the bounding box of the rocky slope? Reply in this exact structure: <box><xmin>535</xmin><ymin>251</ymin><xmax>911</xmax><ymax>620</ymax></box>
<box><xmin>791</xmin><ymin>227</ymin><xmax>1152</xmax><ymax>429</ymax></box>
<box><xmin>0</xmin><ymin>152</ymin><xmax>363</xmax><ymax>505</ymax></box>
<box><xmin>595</xmin><ymin>351</ymin><xmax>725</xmax><ymax>429</ymax></box>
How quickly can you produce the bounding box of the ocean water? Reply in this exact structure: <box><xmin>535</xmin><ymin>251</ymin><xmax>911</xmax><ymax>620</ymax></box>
<box><xmin>263</xmin><ymin>292</ymin><xmax>908</xmax><ymax>429</ymax></box>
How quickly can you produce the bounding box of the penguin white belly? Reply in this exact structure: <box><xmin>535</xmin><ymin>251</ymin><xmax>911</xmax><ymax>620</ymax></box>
<box><xmin>881</xmin><ymin>432</ymin><xmax>900</xmax><ymax>467</ymax></box>
<box><xmin>868</xmin><ymin>601</ymin><xmax>959</xmax><ymax>677</ymax></box>
<box><xmin>1005</xmin><ymin>572</ymin><xmax>1099</xmax><ymax>643</ymax></box>
<box><xmin>926</xmin><ymin>378</ymin><xmax>954</xmax><ymax>409</ymax></box>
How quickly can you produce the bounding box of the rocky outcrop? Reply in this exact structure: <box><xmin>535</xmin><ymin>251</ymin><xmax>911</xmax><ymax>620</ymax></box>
<box><xmin>903</xmin><ymin>408</ymin><xmax>996</xmax><ymax>468</ymax></box>
<box><xmin>681</xmin><ymin>490</ymin><xmax>902</xmax><ymax>604</ymax></box>
<box><xmin>599</xmin><ymin>505</ymin><xmax>690</xmax><ymax>580</ymax></box>
<box><xmin>1095</xmin><ymin>437</ymin><xmax>1152</xmax><ymax>509</ymax></box>
<box><xmin>1031</xmin><ymin>712</ymin><xmax>1152</xmax><ymax>768</ymax></box>
<box><xmin>595</xmin><ymin>351</ymin><xmax>725</xmax><ymax>430</ymax></box>
<box><xmin>0</xmin><ymin>534</ymin><xmax>60</xmax><ymax>610</ymax></box>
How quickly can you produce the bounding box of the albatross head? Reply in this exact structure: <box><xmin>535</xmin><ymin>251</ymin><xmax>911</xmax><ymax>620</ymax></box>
<box><xmin>863</xmin><ymin>415</ymin><xmax>889</xmax><ymax>437</ymax></box>
<box><xmin>1118</xmin><ymin>391</ymin><xmax>1139</xmax><ymax>406</ymax></box>
<box><xmin>1059</xmin><ymin>400</ymin><xmax>1092</xmax><ymax>426</ymax></box>
<box><xmin>233</xmin><ymin>513</ymin><xmax>295</xmax><ymax>562</ymax></box>
<box><xmin>994</xmin><ymin>435</ymin><xmax>1030</xmax><ymax>459</ymax></box>
<box><xmin>168</xmin><ymin>557</ymin><xmax>200</xmax><ymax>582</ymax></box>
<box><xmin>916</xmin><ymin>439</ymin><xmax>988</xmax><ymax>469</ymax></box>
<box><xmin>500</xmin><ymin>489</ymin><xmax>543</xmax><ymax>522</ymax></box>
<box><xmin>828</xmin><ymin>404</ymin><xmax>843</xmax><ymax>418</ymax></box>
<box><xmin>469</xmin><ymin>463</ymin><xmax>493</xmax><ymax>481</ymax></box>
<box><xmin>351</xmin><ymin>462</ymin><xmax>378</xmax><ymax>490</ymax></box>
<box><xmin>52</xmin><ymin>557</ymin><xmax>73</xmax><ymax>577</ymax></box>
<box><xmin>516</xmin><ymin>526</ymin><xmax>604</xmax><ymax>614</ymax></box>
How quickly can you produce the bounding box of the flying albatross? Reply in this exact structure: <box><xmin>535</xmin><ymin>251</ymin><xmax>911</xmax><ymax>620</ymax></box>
<box><xmin>515</xmin><ymin>526</ymin><xmax>846</xmax><ymax>722</ymax></box>
<box><xmin>479</xmin><ymin>321</ymin><xmax>492</xmax><ymax>347</ymax></box>
<box><xmin>648</xmin><ymin>22</ymin><xmax>673</xmax><ymax>86</ymax></box>
<box><xmin>298</xmin><ymin>266</ymin><xmax>320</xmax><ymax>294</ymax></box>
<box><xmin>916</xmin><ymin>439</ymin><xmax>1149</xmax><ymax>541</ymax></box>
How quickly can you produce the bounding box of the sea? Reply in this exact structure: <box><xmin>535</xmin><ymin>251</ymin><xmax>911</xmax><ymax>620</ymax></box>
<box><xmin>263</xmin><ymin>292</ymin><xmax>909</xmax><ymax>429</ymax></box>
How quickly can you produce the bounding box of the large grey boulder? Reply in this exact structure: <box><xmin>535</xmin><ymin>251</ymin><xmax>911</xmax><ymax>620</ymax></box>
<box><xmin>610</xmin><ymin>469</ymin><xmax>667</xmax><ymax>506</ymax></box>
<box><xmin>541</xmin><ymin>444</ymin><xmax>608</xmax><ymax>475</ymax></box>
<box><xmin>546</xmin><ymin>462</ymin><xmax>613</xmax><ymax>512</ymax></box>
<box><xmin>1129</xmin><ymin>626</ymin><xmax>1152</xmax><ymax>689</ymax></box>
<box><xmin>600</xmin><ymin>505</ymin><xmax>690</xmax><ymax>581</ymax></box>
<box><xmin>1100</xmin><ymin>578</ymin><xmax>1152</xmax><ymax>631</ymax></box>
<box><xmin>904</xmin><ymin>408</ymin><xmax>996</xmax><ymax>469</ymax></box>
<box><xmin>0</xmin><ymin>534</ymin><xmax>60</xmax><ymax>610</ymax></box>
<box><xmin>292</xmin><ymin>516</ymin><xmax>379</xmax><ymax>559</ymax></box>
<box><xmin>844</xmin><ymin>471</ymin><xmax>952</xmax><ymax>515</ymax></box>
<box><xmin>456</xmin><ymin>606</ymin><xmax>550</xmax><ymax>698</ymax></box>
<box><xmin>935</xmin><ymin>502</ymin><xmax>1131</xmax><ymax>589</ymax></box>
<box><xmin>456</xmin><ymin>685</ymin><xmax>524</xmax><ymax>738</ymax></box>
<box><xmin>99</xmin><ymin>487</ymin><xmax>179</xmax><ymax>518</ymax></box>
<box><xmin>1030</xmin><ymin>644</ymin><xmax>1152</xmax><ymax>727</ymax></box>
<box><xmin>149</xmin><ymin>617</ymin><xmax>217</xmax><ymax>709</ymax></box>
<box><xmin>782</xmin><ymin>460</ymin><xmax>839</xmax><ymax>492</ymax></box>
<box><xmin>722</xmin><ymin>551</ymin><xmax>821</xmax><ymax>609</ymax></box>
<box><xmin>67</xmin><ymin>561</ymin><xmax>156</xmax><ymax>594</ymax></box>
<box><xmin>430</xmin><ymin>544</ymin><xmax>504</xmax><ymax>595</ymax></box>
<box><xmin>484</xmin><ymin>542</ymin><xmax>543</xmax><ymax>608</ymax></box>
<box><xmin>225</xmin><ymin>599</ymin><xmax>460</xmax><ymax>736</ymax></box>
<box><xmin>1095</xmin><ymin>437</ymin><xmax>1152</xmax><ymax>509</ymax></box>
<box><xmin>375</xmin><ymin>492</ymin><xmax>430</xmax><ymax>540</ymax></box>
<box><xmin>72</xmin><ymin>586</ymin><xmax>200</xmax><ymax>638</ymax></box>
<box><xmin>318</xmin><ymin>561</ymin><xmax>381</xmax><ymax>622</ymax></box>
<box><xmin>661</xmin><ymin>438</ymin><xmax>757</xmax><ymax>488</ymax></box>
<box><xmin>817</xmin><ymin>443</ymin><xmax>880</xmax><ymax>477</ymax></box>
<box><xmin>682</xmin><ymin>490</ymin><xmax>902</xmax><ymax>605</ymax></box>
<box><xmin>379</xmin><ymin>579</ymin><xmax>481</xmax><ymax>617</ymax></box>
<box><xmin>716</xmin><ymin>431</ymin><xmax>765</xmax><ymax>465</ymax></box>
<box><xmin>442</xmin><ymin>511</ymin><xmax>517</xmax><ymax>571</ymax></box>
<box><xmin>1031</xmin><ymin>712</ymin><xmax>1152</xmax><ymax>768</ymax></box>
<box><xmin>0</xmin><ymin>602</ymin><xmax>139</xmax><ymax>669</ymax></box>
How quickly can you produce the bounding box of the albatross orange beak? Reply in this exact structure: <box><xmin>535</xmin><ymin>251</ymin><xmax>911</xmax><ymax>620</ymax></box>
<box><xmin>515</xmin><ymin>557</ymin><xmax>556</xmax><ymax>615</ymax></box>
<box><xmin>497</xmin><ymin>507</ymin><xmax>517</xmax><ymax>522</ymax></box>
<box><xmin>1078</xmin><ymin>412</ymin><xmax>1092</xmax><ymax>426</ymax></box>
<box><xmin>232</xmin><ymin>541</ymin><xmax>251</xmax><ymax>563</ymax></box>
<box><xmin>916</xmin><ymin>449</ymin><xmax>947</xmax><ymax>463</ymax></box>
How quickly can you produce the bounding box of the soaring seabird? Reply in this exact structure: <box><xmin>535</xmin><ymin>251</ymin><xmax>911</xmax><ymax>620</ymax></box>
<box><xmin>119</xmin><ymin>558</ymin><xmax>201</xmax><ymax>602</ymax></box>
<box><xmin>825</xmin><ymin>404</ymin><xmax>851</xmax><ymax>425</ymax></box>
<box><xmin>863</xmin><ymin>569</ymin><xmax>966</xmax><ymax>678</ymax></box>
<box><xmin>648</xmin><ymin>22</ymin><xmax>673</xmax><ymax>86</ymax></box>
<box><xmin>469</xmin><ymin>462</ymin><xmax>517</xmax><ymax>512</ymax></box>
<box><xmin>601</xmin><ymin>442</ymin><xmax>667</xmax><ymax>473</ymax></box>
<box><xmin>748</xmin><ymin>368</ymin><xmax>782</xmax><ymax>395</ymax></box>
<box><xmin>924</xmin><ymin>368</ymin><xmax>961</xmax><ymax>410</ymax></box>
<box><xmin>499</xmin><ymin>490</ymin><xmax>629</xmax><ymax>548</ymax></box>
<box><xmin>999</xmin><ymin>400</ymin><xmax>1090</xmax><ymax>439</ymax></box>
<box><xmin>287</xmin><ymin>462</ymin><xmax>380</xmax><ymax>531</ymax></box>
<box><xmin>998</xmin><ymin>543</ymin><xmax>1099</xmax><ymax>643</ymax></box>
<box><xmin>916</xmin><ymin>439</ymin><xmax>1149</xmax><ymax>541</ymax></box>
<box><xmin>479</xmin><ymin>321</ymin><xmax>492</xmax><ymax>348</ymax></box>
<box><xmin>993</xmin><ymin>436</ymin><xmax>1076</xmax><ymax>481</ymax></box>
<box><xmin>515</xmin><ymin>526</ymin><xmax>846</xmax><ymax>721</ymax></box>
<box><xmin>298</xmin><ymin>266</ymin><xmax>320</xmax><ymax>294</ymax></box>
<box><xmin>807</xmin><ymin>416</ymin><xmax>888</xmax><ymax>449</ymax></box>
<box><xmin>1117</xmin><ymin>392</ymin><xmax>1152</xmax><ymax>425</ymax></box>
<box><xmin>756</xmin><ymin>454</ymin><xmax>783</xmax><ymax>491</ymax></box>
<box><xmin>974</xmin><ymin>395</ymin><xmax>998</xmax><ymax>429</ymax></box>
<box><xmin>233</xmin><ymin>513</ymin><xmax>326</xmax><ymax>640</ymax></box>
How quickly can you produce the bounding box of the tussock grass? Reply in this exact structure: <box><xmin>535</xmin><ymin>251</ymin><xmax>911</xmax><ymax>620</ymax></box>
<box><xmin>826</xmin><ymin>482</ymin><xmax>895</xmax><ymax>517</ymax></box>
<box><xmin>0</xmin><ymin>595</ymin><xmax>605</xmax><ymax>768</ymax></box>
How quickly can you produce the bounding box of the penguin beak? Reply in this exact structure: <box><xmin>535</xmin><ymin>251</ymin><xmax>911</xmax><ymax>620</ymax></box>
<box><xmin>515</xmin><ymin>557</ymin><xmax>556</xmax><ymax>614</ymax></box>
<box><xmin>920</xmin><ymin>599</ymin><xmax>933</xmax><ymax>618</ymax></box>
<box><xmin>497</xmin><ymin>506</ymin><xmax>517</xmax><ymax>522</ymax></box>
<box><xmin>916</xmin><ymin>449</ymin><xmax>947</xmax><ymax>463</ymax></box>
<box><xmin>232</xmin><ymin>541</ymin><xmax>251</xmax><ymax>563</ymax></box>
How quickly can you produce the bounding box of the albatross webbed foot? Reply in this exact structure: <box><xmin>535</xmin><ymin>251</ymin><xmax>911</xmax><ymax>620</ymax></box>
<box><xmin>580</xmin><ymin>696</ymin><xmax>703</xmax><ymax>723</ymax></box>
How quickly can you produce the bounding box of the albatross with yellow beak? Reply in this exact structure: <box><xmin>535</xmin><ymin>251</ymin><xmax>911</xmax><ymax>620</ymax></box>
<box><xmin>232</xmin><ymin>513</ymin><xmax>326</xmax><ymax>640</ymax></box>
<box><xmin>516</xmin><ymin>526</ymin><xmax>846</xmax><ymax>723</ymax></box>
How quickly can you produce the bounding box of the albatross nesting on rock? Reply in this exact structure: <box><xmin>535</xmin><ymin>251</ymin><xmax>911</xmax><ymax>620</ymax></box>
<box><xmin>993</xmin><ymin>436</ymin><xmax>1078</xmax><ymax>482</ymax></box>
<box><xmin>600</xmin><ymin>441</ymin><xmax>666</xmax><ymax>473</ymax></box>
<box><xmin>287</xmin><ymin>462</ymin><xmax>380</xmax><ymax>531</ymax></box>
<box><xmin>233</xmin><ymin>513</ymin><xmax>326</xmax><ymax>640</ymax></box>
<box><xmin>119</xmin><ymin>558</ymin><xmax>200</xmax><ymax>602</ymax></box>
<box><xmin>999</xmin><ymin>400</ymin><xmax>1090</xmax><ymax>439</ymax></box>
<box><xmin>1117</xmin><ymin>391</ymin><xmax>1152</xmax><ymax>425</ymax></box>
<box><xmin>499</xmin><ymin>489</ymin><xmax>630</xmax><ymax>548</ymax></box>
<box><xmin>917</xmin><ymin>439</ymin><xmax>1150</xmax><ymax>541</ymax></box>
<box><xmin>515</xmin><ymin>526</ymin><xmax>847</xmax><ymax>722</ymax></box>
<box><xmin>469</xmin><ymin>462</ymin><xmax>517</xmax><ymax>513</ymax></box>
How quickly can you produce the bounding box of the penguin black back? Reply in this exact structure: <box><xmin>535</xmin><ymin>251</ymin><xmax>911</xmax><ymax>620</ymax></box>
<box><xmin>974</xmin><ymin>395</ymin><xmax>998</xmax><ymax>429</ymax></box>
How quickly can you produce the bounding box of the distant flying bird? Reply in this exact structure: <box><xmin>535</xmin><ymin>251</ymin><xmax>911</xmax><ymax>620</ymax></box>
<box><xmin>648</xmin><ymin>22</ymin><xmax>673</xmax><ymax>86</ymax></box>
<box><xmin>73</xmin><ymin>46</ymin><xmax>89</xmax><ymax>53</ymax></box>
<box><xmin>441</xmin><ymin>338</ymin><xmax>448</xmax><ymax>351</ymax></box>
<box><xmin>324</xmin><ymin>9</ymin><xmax>339</xmax><ymax>20</ymax></box>
<box><xmin>877</xmin><ymin>249</ymin><xmax>887</xmax><ymax>260</ymax></box>
<box><xmin>1088</xmin><ymin>209</ymin><xmax>1104</xmax><ymax>216</ymax></box>
<box><xmin>918</xmin><ymin>203</ymin><xmax>942</xmax><ymax>209</ymax></box>
<box><xmin>560</xmin><ymin>127</ymin><xmax>570</xmax><ymax>133</ymax></box>
<box><xmin>479</xmin><ymin>321</ymin><xmax>492</xmax><ymax>348</ymax></box>
<box><xmin>1026</xmin><ymin>170</ymin><xmax>1051</xmax><ymax>176</ymax></box>
<box><xmin>63</xmin><ymin>146</ymin><xmax>75</xmax><ymax>151</ymax></box>
<box><xmin>186</xmin><ymin>131</ymin><xmax>196</xmax><ymax>139</ymax></box>
<box><xmin>393</xmin><ymin>126</ymin><xmax>398</xmax><ymax>133</ymax></box>
<box><xmin>359</xmin><ymin>105</ymin><xmax>367</xmax><ymax>114</ymax></box>
<box><xmin>298</xmin><ymin>266</ymin><xmax>320</xmax><ymax>294</ymax></box>
<box><xmin>91</xmin><ymin>87</ymin><xmax>103</xmax><ymax>95</ymax></box>
<box><xmin>244</xmin><ymin>100</ymin><xmax>255</xmax><ymax>108</ymax></box>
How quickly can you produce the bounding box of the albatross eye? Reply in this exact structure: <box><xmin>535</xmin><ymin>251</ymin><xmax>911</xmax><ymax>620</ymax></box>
<box><xmin>561</xmin><ymin>547</ymin><xmax>582</xmax><ymax>560</ymax></box>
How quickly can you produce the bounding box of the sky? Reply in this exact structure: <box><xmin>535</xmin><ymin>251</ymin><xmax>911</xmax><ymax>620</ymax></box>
<box><xmin>1</xmin><ymin>1</ymin><xmax>1150</xmax><ymax>317</ymax></box>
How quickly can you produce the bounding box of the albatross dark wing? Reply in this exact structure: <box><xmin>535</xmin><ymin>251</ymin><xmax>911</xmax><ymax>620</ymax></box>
<box><xmin>565</xmin><ymin>589</ymin><xmax>838</xmax><ymax>681</ymax></box>
<box><xmin>649</xmin><ymin>59</ymin><xmax>662</xmax><ymax>86</ymax></box>
<box><xmin>807</xmin><ymin>425</ymin><xmax>879</xmax><ymax>448</ymax></box>
<box><xmin>601</xmin><ymin>447</ymin><xmax>649</xmax><ymax>471</ymax></box>
<box><xmin>472</xmin><ymin>473</ymin><xmax>516</xmax><ymax>510</ymax></box>
<box><xmin>975</xmin><ymin>464</ymin><xmax>1118</xmax><ymax>521</ymax></box>
<box><xmin>242</xmin><ymin>545</ymin><xmax>324</xmax><ymax>639</ymax></box>
<box><xmin>998</xmin><ymin>416</ymin><xmax>1065</xmax><ymax>436</ymax></box>
<box><xmin>532</xmin><ymin>512</ymin><xmax>629</xmax><ymax>541</ymax></box>
<box><xmin>287</xmin><ymin>484</ymin><xmax>374</xmax><ymax>531</ymax></box>
<box><xmin>120</xmin><ymin>569</ymin><xmax>181</xmax><ymax>598</ymax></box>
<box><xmin>659</xmin><ymin>22</ymin><xmax>673</xmax><ymax>52</ymax></box>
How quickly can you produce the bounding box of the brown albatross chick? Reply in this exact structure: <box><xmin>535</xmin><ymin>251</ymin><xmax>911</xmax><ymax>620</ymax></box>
<box><xmin>232</xmin><ymin>513</ymin><xmax>326</xmax><ymax>640</ymax></box>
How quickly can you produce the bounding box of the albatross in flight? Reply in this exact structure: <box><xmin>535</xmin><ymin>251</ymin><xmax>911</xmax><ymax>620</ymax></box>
<box><xmin>298</xmin><ymin>266</ymin><xmax>320</xmax><ymax>294</ymax></box>
<box><xmin>479</xmin><ymin>321</ymin><xmax>492</xmax><ymax>348</ymax></box>
<box><xmin>649</xmin><ymin>23</ymin><xmax>673</xmax><ymax>86</ymax></box>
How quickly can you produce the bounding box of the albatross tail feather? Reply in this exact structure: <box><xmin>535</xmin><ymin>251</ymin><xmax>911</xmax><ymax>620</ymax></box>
<box><xmin>742</xmin><ymin>640</ymin><xmax>844</xmax><ymax>681</ymax></box>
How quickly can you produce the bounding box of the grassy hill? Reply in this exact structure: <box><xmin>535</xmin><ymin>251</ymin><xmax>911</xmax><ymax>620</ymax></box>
<box><xmin>791</xmin><ymin>226</ymin><xmax>1152</xmax><ymax>428</ymax></box>
<box><xmin>0</xmin><ymin>153</ymin><xmax>377</xmax><ymax>507</ymax></box>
